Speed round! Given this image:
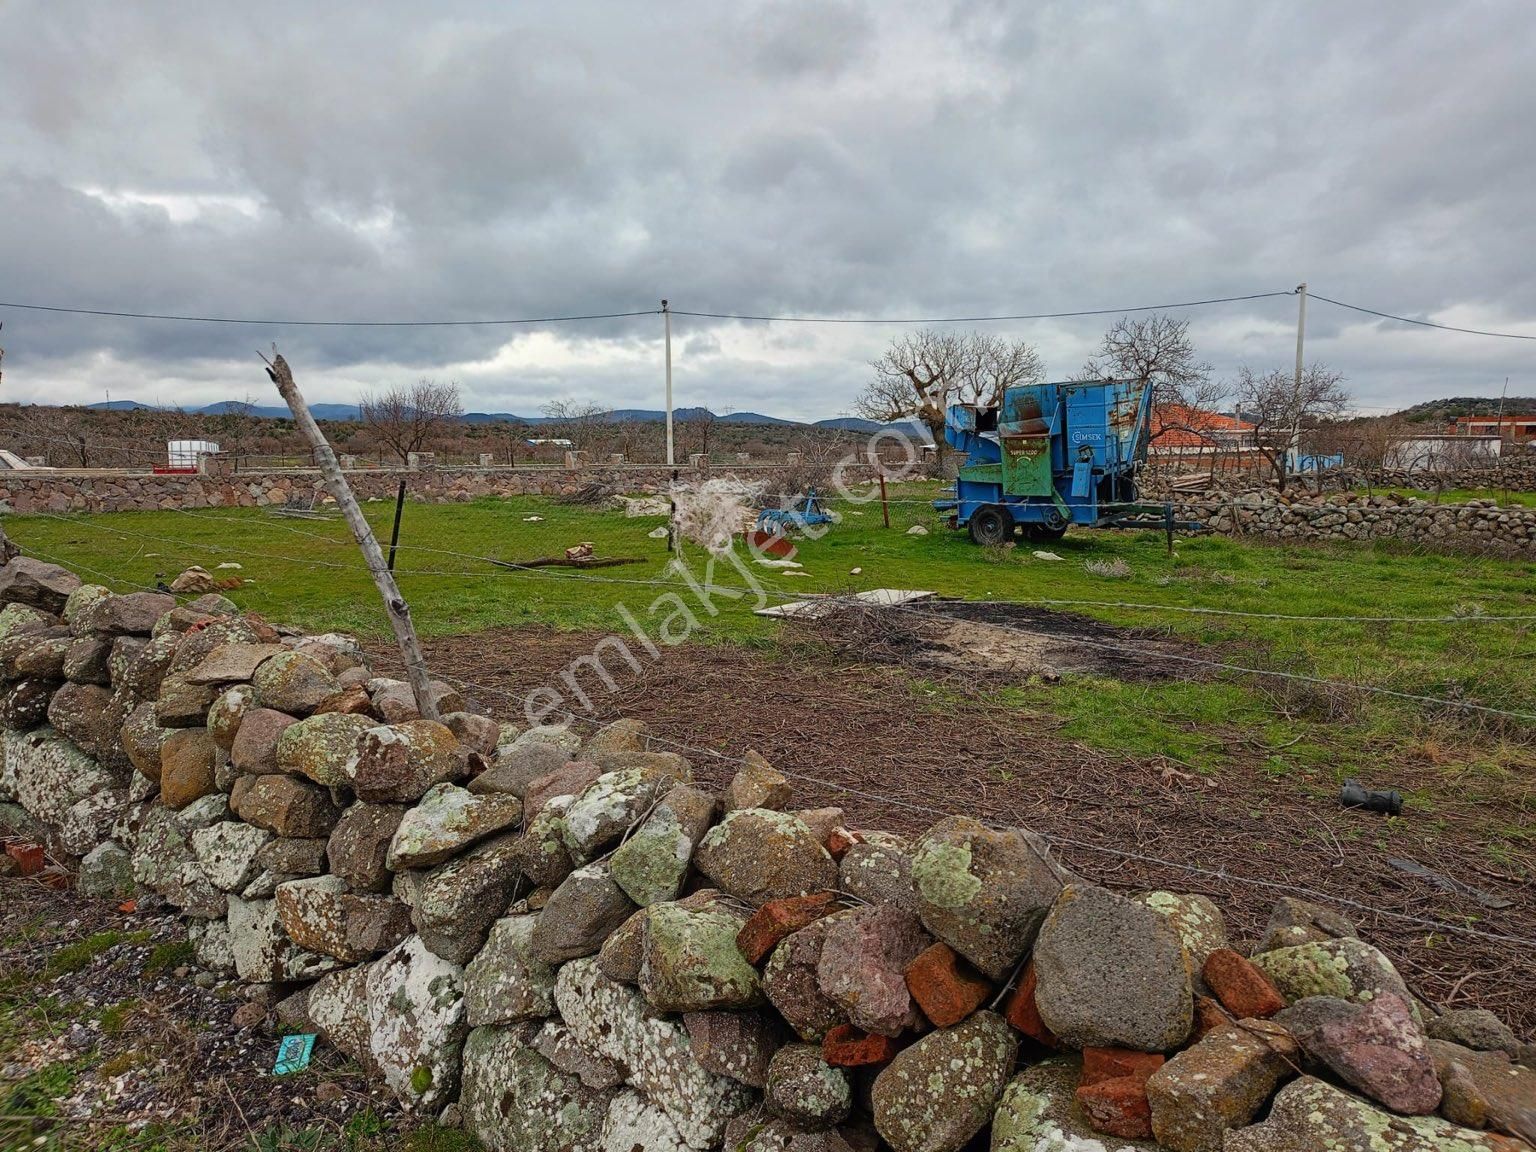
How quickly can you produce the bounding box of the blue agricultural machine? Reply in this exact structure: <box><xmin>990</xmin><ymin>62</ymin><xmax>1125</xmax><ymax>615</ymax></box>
<box><xmin>935</xmin><ymin>378</ymin><xmax>1185</xmax><ymax>544</ymax></box>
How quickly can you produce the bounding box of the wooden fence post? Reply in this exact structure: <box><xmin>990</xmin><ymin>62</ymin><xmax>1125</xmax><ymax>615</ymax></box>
<box><xmin>262</xmin><ymin>351</ymin><xmax>440</xmax><ymax>721</ymax></box>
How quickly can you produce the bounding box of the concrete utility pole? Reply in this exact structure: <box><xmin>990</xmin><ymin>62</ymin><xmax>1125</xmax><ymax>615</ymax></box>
<box><xmin>262</xmin><ymin>350</ymin><xmax>440</xmax><ymax>721</ymax></box>
<box><xmin>1289</xmin><ymin>282</ymin><xmax>1308</xmax><ymax>475</ymax></box>
<box><xmin>663</xmin><ymin>299</ymin><xmax>674</xmax><ymax>466</ymax></box>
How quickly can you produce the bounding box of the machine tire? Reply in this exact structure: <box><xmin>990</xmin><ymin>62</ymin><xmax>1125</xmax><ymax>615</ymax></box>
<box><xmin>968</xmin><ymin>505</ymin><xmax>1014</xmax><ymax>545</ymax></box>
<box><xmin>1023</xmin><ymin>523</ymin><xmax>1068</xmax><ymax>542</ymax></box>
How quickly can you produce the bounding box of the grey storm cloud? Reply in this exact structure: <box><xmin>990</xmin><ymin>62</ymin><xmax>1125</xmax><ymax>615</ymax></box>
<box><xmin>0</xmin><ymin>0</ymin><xmax>1533</xmax><ymax>418</ymax></box>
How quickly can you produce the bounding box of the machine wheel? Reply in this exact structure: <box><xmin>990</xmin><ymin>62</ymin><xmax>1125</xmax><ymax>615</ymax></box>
<box><xmin>968</xmin><ymin>504</ymin><xmax>1014</xmax><ymax>545</ymax></box>
<box><xmin>1023</xmin><ymin>523</ymin><xmax>1068</xmax><ymax>542</ymax></box>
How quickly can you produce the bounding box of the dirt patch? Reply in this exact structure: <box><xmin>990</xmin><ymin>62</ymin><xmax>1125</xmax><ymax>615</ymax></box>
<box><xmin>394</xmin><ymin>626</ymin><xmax>1536</xmax><ymax>1038</ymax></box>
<box><xmin>798</xmin><ymin>597</ymin><xmax>1202</xmax><ymax>681</ymax></box>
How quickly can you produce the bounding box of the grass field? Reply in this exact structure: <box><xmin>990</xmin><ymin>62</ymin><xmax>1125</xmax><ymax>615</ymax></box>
<box><xmin>6</xmin><ymin>483</ymin><xmax>1535</xmax><ymax>788</ymax></box>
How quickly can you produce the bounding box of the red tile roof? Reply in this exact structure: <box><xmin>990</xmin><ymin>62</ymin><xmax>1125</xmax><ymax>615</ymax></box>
<box><xmin>1150</xmin><ymin>405</ymin><xmax>1254</xmax><ymax>449</ymax></box>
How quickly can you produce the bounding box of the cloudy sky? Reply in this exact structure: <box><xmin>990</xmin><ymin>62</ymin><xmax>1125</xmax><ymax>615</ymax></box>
<box><xmin>1</xmin><ymin>1</ymin><xmax>1533</xmax><ymax>420</ymax></box>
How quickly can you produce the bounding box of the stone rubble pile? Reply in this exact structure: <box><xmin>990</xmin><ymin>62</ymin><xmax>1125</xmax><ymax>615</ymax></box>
<box><xmin>0</xmin><ymin>550</ymin><xmax>1533</xmax><ymax>1151</ymax></box>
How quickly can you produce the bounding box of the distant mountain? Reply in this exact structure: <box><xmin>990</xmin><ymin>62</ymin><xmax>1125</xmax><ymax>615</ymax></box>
<box><xmin>80</xmin><ymin>398</ymin><xmax>926</xmax><ymax>434</ymax></box>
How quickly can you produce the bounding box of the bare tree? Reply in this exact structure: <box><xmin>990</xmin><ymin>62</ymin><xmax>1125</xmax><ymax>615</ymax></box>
<box><xmin>539</xmin><ymin>400</ymin><xmax>613</xmax><ymax>456</ymax></box>
<box><xmin>1232</xmin><ymin>363</ymin><xmax>1349</xmax><ymax>491</ymax></box>
<box><xmin>13</xmin><ymin>405</ymin><xmax>94</xmax><ymax>467</ymax></box>
<box><xmin>679</xmin><ymin>406</ymin><xmax>731</xmax><ymax>460</ymax></box>
<box><xmin>855</xmin><ymin>329</ymin><xmax>1045</xmax><ymax>462</ymax></box>
<box><xmin>1078</xmin><ymin>314</ymin><xmax>1214</xmax><ymax>402</ymax></box>
<box><xmin>360</xmin><ymin>379</ymin><xmax>464</xmax><ymax>464</ymax></box>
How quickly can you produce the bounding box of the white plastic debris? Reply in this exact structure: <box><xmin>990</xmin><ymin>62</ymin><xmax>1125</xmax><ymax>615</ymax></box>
<box><xmin>906</xmin><ymin>525</ymin><xmax>928</xmax><ymax>536</ymax></box>
<box><xmin>756</xmin><ymin>558</ymin><xmax>803</xmax><ymax>570</ymax></box>
<box><xmin>522</xmin><ymin>515</ymin><xmax>544</xmax><ymax>522</ymax></box>
<box><xmin>216</xmin><ymin>562</ymin><xmax>243</xmax><ymax>570</ymax></box>
<box><xmin>647</xmin><ymin>526</ymin><xmax>669</xmax><ymax>539</ymax></box>
<box><xmin>1032</xmin><ymin>550</ymin><xmax>1064</xmax><ymax>561</ymax></box>
<box><xmin>849</xmin><ymin>567</ymin><xmax>863</xmax><ymax>575</ymax></box>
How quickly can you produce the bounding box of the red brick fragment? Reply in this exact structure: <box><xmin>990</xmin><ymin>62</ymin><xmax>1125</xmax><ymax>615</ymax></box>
<box><xmin>1076</xmin><ymin>1075</ymin><xmax>1154</xmax><ymax>1140</ymax></box>
<box><xmin>5</xmin><ymin>842</ymin><xmax>45</xmax><ymax>877</ymax></box>
<box><xmin>822</xmin><ymin>1024</ymin><xmax>900</xmax><ymax>1067</ymax></box>
<box><xmin>1203</xmin><ymin>947</ymin><xmax>1286</xmax><ymax>1019</ymax></box>
<box><xmin>1080</xmin><ymin>1047</ymin><xmax>1165</xmax><ymax>1087</ymax></box>
<box><xmin>1192</xmin><ymin>994</ymin><xmax>1231</xmax><ymax>1039</ymax></box>
<box><xmin>904</xmin><ymin>942</ymin><xmax>992</xmax><ymax>1028</ymax></box>
<box><xmin>1001</xmin><ymin>961</ymin><xmax>1057</xmax><ymax>1047</ymax></box>
<box><xmin>825</xmin><ymin>826</ymin><xmax>862</xmax><ymax>860</ymax></box>
<box><xmin>735</xmin><ymin>891</ymin><xmax>841</xmax><ymax>965</ymax></box>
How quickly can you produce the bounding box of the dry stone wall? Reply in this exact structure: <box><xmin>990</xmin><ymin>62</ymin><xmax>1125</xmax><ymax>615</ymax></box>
<box><xmin>0</xmin><ymin>549</ymin><xmax>1533</xmax><ymax>1151</ymax></box>
<box><xmin>0</xmin><ymin>461</ymin><xmax>879</xmax><ymax>516</ymax></box>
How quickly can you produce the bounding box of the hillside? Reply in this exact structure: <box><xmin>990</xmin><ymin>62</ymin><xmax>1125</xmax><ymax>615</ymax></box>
<box><xmin>1396</xmin><ymin>395</ymin><xmax>1536</xmax><ymax>423</ymax></box>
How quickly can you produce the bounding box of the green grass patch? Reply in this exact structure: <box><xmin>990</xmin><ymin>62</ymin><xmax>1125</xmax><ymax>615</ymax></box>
<box><xmin>141</xmin><ymin>940</ymin><xmax>195</xmax><ymax>977</ymax></box>
<box><xmin>7</xmin><ymin>487</ymin><xmax>1533</xmax><ymax>783</ymax></box>
<box><xmin>46</xmin><ymin>930</ymin><xmax>150</xmax><ymax>978</ymax></box>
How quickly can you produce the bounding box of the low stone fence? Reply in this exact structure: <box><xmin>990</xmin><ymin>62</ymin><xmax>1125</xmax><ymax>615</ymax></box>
<box><xmin>0</xmin><ymin>552</ymin><xmax>1531</xmax><ymax>1150</ymax></box>
<box><xmin>1172</xmin><ymin>492</ymin><xmax>1536</xmax><ymax>556</ymax></box>
<box><xmin>0</xmin><ymin>461</ymin><xmax>883</xmax><ymax>516</ymax></box>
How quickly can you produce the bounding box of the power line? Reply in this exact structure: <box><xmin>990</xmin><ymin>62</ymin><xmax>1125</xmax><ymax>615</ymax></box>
<box><xmin>0</xmin><ymin>302</ymin><xmax>662</xmax><ymax>328</ymax></box>
<box><xmin>1309</xmin><ymin>293</ymin><xmax>1536</xmax><ymax>342</ymax></box>
<box><xmin>670</xmin><ymin>291</ymin><xmax>1295</xmax><ymax>325</ymax></box>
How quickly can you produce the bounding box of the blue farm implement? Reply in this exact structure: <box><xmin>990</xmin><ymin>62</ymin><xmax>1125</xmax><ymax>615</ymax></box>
<box><xmin>755</xmin><ymin>486</ymin><xmax>834</xmax><ymax>535</ymax></box>
<box><xmin>935</xmin><ymin>378</ymin><xmax>1198</xmax><ymax>544</ymax></box>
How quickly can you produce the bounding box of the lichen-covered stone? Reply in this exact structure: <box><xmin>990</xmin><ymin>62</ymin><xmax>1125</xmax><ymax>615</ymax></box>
<box><xmin>364</xmin><ymin>935</ymin><xmax>467</xmax><ymax>1112</ymax></box>
<box><xmin>255</xmin><ymin>836</ymin><xmax>330</xmax><ymax>876</ymax></box>
<box><xmin>835</xmin><ymin>841</ymin><xmax>915</xmax><ymax>915</ymax></box>
<box><xmin>514</xmin><ymin>797</ymin><xmax>576</xmax><ymax>888</ymax></box>
<box><xmin>62</xmin><ymin>583</ymin><xmax>111</xmax><ymax>625</ymax></box>
<box><xmin>5</xmin><ymin>725</ymin><xmax>117</xmax><ymax>824</ymax></box>
<box><xmin>206</xmin><ymin>683</ymin><xmax>257</xmax><ymax>751</ymax></box>
<box><xmin>529</xmin><ymin>863</ymin><xmax>637</xmax><ymax>964</ymax></box>
<box><xmin>327</xmin><ymin>802</ymin><xmax>407</xmax><ymax>892</ymax></box>
<box><xmin>1251</xmin><ymin>936</ymin><xmax>1411</xmax><ymax>1007</ymax></box>
<box><xmin>226</xmin><ymin>893</ymin><xmax>341</xmax><ymax>982</ymax></box>
<box><xmin>252</xmin><ymin>650</ymin><xmax>338</xmax><ymax>715</ymax></box>
<box><xmin>602</xmin><ymin>1090</ymin><xmax>691</xmax><ymax>1152</ymax></box>
<box><xmin>277</xmin><ymin>712</ymin><xmax>376</xmax><ymax>787</ymax></box>
<box><xmin>187</xmin><ymin>642</ymin><xmax>287</xmax><ymax>685</ymax></box>
<box><xmin>460</xmin><ymin>1024</ymin><xmax>613</xmax><ymax>1152</ymax></box>
<box><xmin>533</xmin><ymin>1019</ymin><xmax>625</xmax><ymax>1090</ymax></box>
<box><xmin>763</xmin><ymin>911</ymin><xmax>858</xmax><ymax>1042</ymax></box>
<box><xmin>121</xmin><ymin>702</ymin><xmax>172</xmax><ymax>781</ymax></box>
<box><xmin>583</xmin><ymin>717</ymin><xmax>648</xmax><ymax>764</ymax></box>
<box><xmin>62</xmin><ymin>636</ymin><xmax>113</xmax><ymax>685</ymax></box>
<box><xmin>468</xmin><ymin>723</ymin><xmax>582</xmax><ymax>797</ymax></box>
<box><xmin>1136</xmin><ymin>891</ymin><xmax>1227</xmax><ymax>984</ymax></box>
<box><xmin>1429</xmin><ymin>1039</ymin><xmax>1536</xmax><ymax>1145</ymax></box>
<box><xmin>230</xmin><ymin>707</ymin><xmax>299</xmax><ymax>774</ymax></box>
<box><xmin>766</xmin><ymin>1043</ymin><xmax>852</xmax><ymax>1130</ymax></box>
<box><xmin>559</xmin><ymin>766</ymin><xmax>677</xmax><ymax>864</ymax></box>
<box><xmin>154</xmin><ymin>672</ymin><xmax>221</xmax><ymax>727</ymax></box>
<box><xmin>0</xmin><ymin>557</ymin><xmax>81</xmax><ymax>614</ymax></box>
<box><xmin>871</xmin><ymin>1011</ymin><xmax>1017</xmax><ymax>1152</ymax></box>
<box><xmin>47</xmin><ymin>681</ymin><xmax>115</xmax><ymax>758</ymax></box>
<box><xmin>346</xmin><ymin>720</ymin><xmax>464</xmax><ymax>803</ymax></box>
<box><xmin>0</xmin><ymin>677</ymin><xmax>58</xmax><ymax>732</ymax></box>
<box><xmin>1033</xmin><ymin>884</ymin><xmax>1194</xmax><ymax>1053</ymax></box>
<box><xmin>14</xmin><ymin>635</ymin><xmax>71</xmax><ymax>679</ymax></box>
<box><xmin>1223</xmin><ymin>1075</ymin><xmax>1513</xmax><ymax>1151</ymax></box>
<box><xmin>609</xmin><ymin>783</ymin><xmax>717</xmax><ymax>906</ymax></box>
<box><xmin>59</xmin><ymin>788</ymin><xmax>127</xmax><ymax>856</ymax></box>
<box><xmin>684</xmin><ymin>1009</ymin><xmax>786</xmax><ymax>1088</ymax></box>
<box><xmin>233</xmin><ymin>773</ymin><xmax>343</xmax><ymax>838</ymax></box>
<box><xmin>308</xmin><ymin>965</ymin><xmax>378</xmax><ymax>1074</ymax></box>
<box><xmin>158</xmin><ymin>728</ymin><xmax>219</xmax><ymax>810</ymax></box>
<box><xmin>554</xmin><ymin>956</ymin><xmax>755</xmax><ymax>1148</ymax></box>
<box><xmin>1275</xmin><ymin>992</ymin><xmax>1440</xmax><ymax>1115</ymax></box>
<box><xmin>1255</xmin><ymin>896</ymin><xmax>1357</xmax><ymax>953</ymax></box>
<box><xmin>695</xmin><ymin>808</ymin><xmax>839</xmax><ymax>907</ymax></box>
<box><xmin>78</xmin><ymin>841</ymin><xmax>136</xmax><ymax>899</ymax></box>
<box><xmin>386</xmin><ymin>782</ymin><xmax>523</xmax><ymax>870</ymax></box>
<box><xmin>116</xmin><ymin>632</ymin><xmax>181</xmax><ymax>699</ymax></box>
<box><xmin>464</xmin><ymin>914</ymin><xmax>559</xmax><ymax>1026</ymax></box>
<box><xmin>816</xmin><ymin>904</ymin><xmax>930</xmax><ymax>1037</ymax></box>
<box><xmin>440</xmin><ymin>710</ymin><xmax>500</xmax><ymax>757</ymax></box>
<box><xmin>639</xmin><ymin>899</ymin><xmax>761</xmax><ymax>1012</ymax></box>
<box><xmin>394</xmin><ymin>832</ymin><xmax>521</xmax><ymax>965</ymax></box>
<box><xmin>1427</xmin><ymin>1009</ymin><xmax>1521</xmax><ymax>1057</ymax></box>
<box><xmin>722</xmin><ymin>750</ymin><xmax>793</xmax><ymax>812</ymax></box>
<box><xmin>991</xmin><ymin>1057</ymin><xmax>1163</xmax><ymax>1152</ymax></box>
<box><xmin>275</xmin><ymin>875</ymin><xmax>414</xmax><ymax>963</ymax></box>
<box><xmin>190</xmin><ymin>820</ymin><xmax>274</xmax><ymax>892</ymax></box>
<box><xmin>910</xmin><ymin>816</ymin><xmax>1063</xmax><ymax>981</ymax></box>
<box><xmin>1144</xmin><ymin>1019</ymin><xmax>1299</xmax><ymax>1152</ymax></box>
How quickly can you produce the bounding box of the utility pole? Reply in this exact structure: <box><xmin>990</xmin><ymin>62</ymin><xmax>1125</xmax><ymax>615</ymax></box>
<box><xmin>663</xmin><ymin>299</ymin><xmax>674</xmax><ymax>466</ymax></box>
<box><xmin>262</xmin><ymin>349</ymin><xmax>440</xmax><ymax>721</ymax></box>
<box><xmin>1288</xmin><ymin>282</ymin><xmax>1307</xmax><ymax>480</ymax></box>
